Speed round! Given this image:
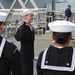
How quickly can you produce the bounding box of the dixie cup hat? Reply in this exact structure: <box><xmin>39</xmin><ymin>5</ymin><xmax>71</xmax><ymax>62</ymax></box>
<box><xmin>48</xmin><ymin>20</ymin><xmax>75</xmax><ymax>32</ymax></box>
<box><xmin>21</xmin><ymin>9</ymin><xmax>33</xmax><ymax>16</ymax></box>
<box><xmin>0</xmin><ymin>12</ymin><xmax>7</xmax><ymax>22</ymax></box>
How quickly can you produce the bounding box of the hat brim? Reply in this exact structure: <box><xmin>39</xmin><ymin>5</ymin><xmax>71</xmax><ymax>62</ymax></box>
<box><xmin>21</xmin><ymin>9</ymin><xmax>33</xmax><ymax>16</ymax></box>
<box><xmin>48</xmin><ymin>20</ymin><xmax>75</xmax><ymax>32</ymax></box>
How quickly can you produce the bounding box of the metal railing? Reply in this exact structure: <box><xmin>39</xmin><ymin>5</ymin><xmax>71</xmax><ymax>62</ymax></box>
<box><xmin>0</xmin><ymin>8</ymin><xmax>75</xmax><ymax>37</ymax></box>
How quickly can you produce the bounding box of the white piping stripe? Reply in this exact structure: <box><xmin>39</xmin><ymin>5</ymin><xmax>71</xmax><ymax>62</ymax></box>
<box><xmin>13</xmin><ymin>48</ymin><xmax>17</xmax><ymax>54</ymax></box>
<box><xmin>41</xmin><ymin>47</ymin><xmax>75</xmax><ymax>71</ymax></box>
<box><xmin>0</xmin><ymin>38</ymin><xmax>6</xmax><ymax>57</ymax></box>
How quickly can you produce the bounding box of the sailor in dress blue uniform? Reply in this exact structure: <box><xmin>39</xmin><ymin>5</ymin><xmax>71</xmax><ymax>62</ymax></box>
<box><xmin>36</xmin><ymin>20</ymin><xmax>75</xmax><ymax>75</ymax></box>
<box><xmin>0</xmin><ymin>12</ymin><xmax>22</xmax><ymax>75</ymax></box>
<box><xmin>15</xmin><ymin>9</ymin><xmax>35</xmax><ymax>75</ymax></box>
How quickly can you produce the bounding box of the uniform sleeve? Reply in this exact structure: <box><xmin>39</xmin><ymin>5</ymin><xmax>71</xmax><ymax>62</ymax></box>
<box><xmin>36</xmin><ymin>52</ymin><xmax>43</xmax><ymax>75</ymax></box>
<box><xmin>14</xmin><ymin>24</ymin><xmax>25</xmax><ymax>41</ymax></box>
<box><xmin>10</xmin><ymin>48</ymin><xmax>22</xmax><ymax>75</ymax></box>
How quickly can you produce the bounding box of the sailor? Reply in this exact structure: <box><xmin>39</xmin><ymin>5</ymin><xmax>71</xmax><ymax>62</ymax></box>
<box><xmin>0</xmin><ymin>12</ymin><xmax>22</xmax><ymax>75</ymax></box>
<box><xmin>14</xmin><ymin>9</ymin><xmax>35</xmax><ymax>75</ymax></box>
<box><xmin>36</xmin><ymin>20</ymin><xmax>75</xmax><ymax>75</ymax></box>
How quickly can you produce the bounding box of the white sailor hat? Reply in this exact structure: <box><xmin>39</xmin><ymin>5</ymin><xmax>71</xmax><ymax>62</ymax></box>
<box><xmin>21</xmin><ymin>9</ymin><xmax>33</xmax><ymax>16</ymax></box>
<box><xmin>0</xmin><ymin>12</ymin><xmax>7</xmax><ymax>22</ymax></box>
<box><xmin>48</xmin><ymin>20</ymin><xmax>75</xmax><ymax>32</ymax></box>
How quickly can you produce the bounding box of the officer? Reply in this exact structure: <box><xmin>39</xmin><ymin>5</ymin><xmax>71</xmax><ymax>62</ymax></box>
<box><xmin>0</xmin><ymin>12</ymin><xmax>22</xmax><ymax>75</ymax></box>
<box><xmin>36</xmin><ymin>20</ymin><xmax>75</xmax><ymax>75</ymax></box>
<box><xmin>15</xmin><ymin>9</ymin><xmax>35</xmax><ymax>75</ymax></box>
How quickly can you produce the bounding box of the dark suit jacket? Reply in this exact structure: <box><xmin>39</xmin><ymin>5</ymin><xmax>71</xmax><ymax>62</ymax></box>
<box><xmin>15</xmin><ymin>22</ymin><xmax>35</xmax><ymax>60</ymax></box>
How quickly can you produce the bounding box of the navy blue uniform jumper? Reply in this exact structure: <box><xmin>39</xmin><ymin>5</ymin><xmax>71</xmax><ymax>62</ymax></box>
<box><xmin>15</xmin><ymin>22</ymin><xmax>35</xmax><ymax>75</ymax></box>
<box><xmin>36</xmin><ymin>45</ymin><xmax>75</xmax><ymax>75</ymax></box>
<box><xmin>0</xmin><ymin>36</ymin><xmax>22</xmax><ymax>75</ymax></box>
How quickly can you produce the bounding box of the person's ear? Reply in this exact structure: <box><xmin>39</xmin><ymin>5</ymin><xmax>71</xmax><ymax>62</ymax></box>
<box><xmin>0</xmin><ymin>23</ymin><xmax>4</xmax><ymax>31</ymax></box>
<box><xmin>52</xmin><ymin>34</ymin><xmax>55</xmax><ymax>40</ymax></box>
<box><xmin>70</xmin><ymin>34</ymin><xmax>72</xmax><ymax>40</ymax></box>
